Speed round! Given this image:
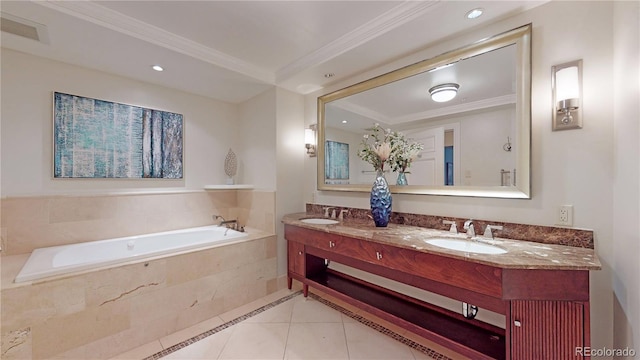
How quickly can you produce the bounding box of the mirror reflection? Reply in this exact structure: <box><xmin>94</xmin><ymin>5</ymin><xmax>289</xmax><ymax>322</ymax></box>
<box><xmin>318</xmin><ymin>25</ymin><xmax>531</xmax><ymax>198</ymax></box>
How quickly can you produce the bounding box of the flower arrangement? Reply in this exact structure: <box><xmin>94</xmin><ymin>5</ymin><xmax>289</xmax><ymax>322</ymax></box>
<box><xmin>358</xmin><ymin>123</ymin><xmax>424</xmax><ymax>174</ymax></box>
<box><xmin>357</xmin><ymin>124</ymin><xmax>392</xmax><ymax>172</ymax></box>
<box><xmin>388</xmin><ymin>132</ymin><xmax>423</xmax><ymax>174</ymax></box>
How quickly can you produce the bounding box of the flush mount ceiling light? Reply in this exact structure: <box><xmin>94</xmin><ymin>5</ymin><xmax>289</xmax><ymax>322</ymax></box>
<box><xmin>429</xmin><ymin>83</ymin><xmax>459</xmax><ymax>102</ymax></box>
<box><xmin>465</xmin><ymin>8</ymin><xmax>483</xmax><ymax>19</ymax></box>
<box><xmin>152</xmin><ymin>65</ymin><xmax>164</xmax><ymax>72</ymax></box>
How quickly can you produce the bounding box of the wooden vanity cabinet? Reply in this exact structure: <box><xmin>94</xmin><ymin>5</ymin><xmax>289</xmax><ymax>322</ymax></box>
<box><xmin>509</xmin><ymin>300</ymin><xmax>589</xmax><ymax>360</ymax></box>
<box><xmin>286</xmin><ymin>239</ymin><xmax>325</xmax><ymax>297</ymax></box>
<box><xmin>285</xmin><ymin>224</ymin><xmax>592</xmax><ymax>360</ymax></box>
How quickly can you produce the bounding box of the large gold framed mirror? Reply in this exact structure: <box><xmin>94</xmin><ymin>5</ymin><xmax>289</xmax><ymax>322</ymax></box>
<box><xmin>317</xmin><ymin>24</ymin><xmax>531</xmax><ymax>198</ymax></box>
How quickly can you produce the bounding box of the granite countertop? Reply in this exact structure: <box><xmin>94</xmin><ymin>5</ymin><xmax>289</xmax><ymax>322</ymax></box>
<box><xmin>282</xmin><ymin>213</ymin><xmax>601</xmax><ymax>271</ymax></box>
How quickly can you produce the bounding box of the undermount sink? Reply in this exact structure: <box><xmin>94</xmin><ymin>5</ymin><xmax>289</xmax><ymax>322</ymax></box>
<box><xmin>301</xmin><ymin>218</ymin><xmax>339</xmax><ymax>225</ymax></box>
<box><xmin>425</xmin><ymin>238</ymin><xmax>507</xmax><ymax>255</ymax></box>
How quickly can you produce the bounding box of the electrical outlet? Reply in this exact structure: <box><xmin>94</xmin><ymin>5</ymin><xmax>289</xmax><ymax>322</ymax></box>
<box><xmin>556</xmin><ymin>205</ymin><xmax>573</xmax><ymax>226</ymax></box>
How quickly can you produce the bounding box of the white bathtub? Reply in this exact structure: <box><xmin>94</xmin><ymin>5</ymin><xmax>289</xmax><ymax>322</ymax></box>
<box><xmin>15</xmin><ymin>225</ymin><xmax>248</xmax><ymax>283</ymax></box>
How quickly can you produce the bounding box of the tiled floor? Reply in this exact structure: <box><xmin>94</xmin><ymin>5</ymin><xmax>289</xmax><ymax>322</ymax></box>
<box><xmin>111</xmin><ymin>288</ymin><xmax>468</xmax><ymax>360</ymax></box>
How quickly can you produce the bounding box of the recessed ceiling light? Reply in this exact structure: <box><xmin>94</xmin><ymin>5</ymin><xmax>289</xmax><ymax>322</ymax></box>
<box><xmin>324</xmin><ymin>73</ymin><xmax>335</xmax><ymax>78</ymax></box>
<box><xmin>465</xmin><ymin>8</ymin><xmax>483</xmax><ymax>19</ymax></box>
<box><xmin>152</xmin><ymin>65</ymin><xmax>164</xmax><ymax>72</ymax></box>
<box><xmin>342</xmin><ymin>120</ymin><xmax>348</xmax><ymax>124</ymax></box>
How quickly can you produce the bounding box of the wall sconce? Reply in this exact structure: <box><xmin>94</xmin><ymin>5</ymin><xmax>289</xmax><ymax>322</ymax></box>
<box><xmin>305</xmin><ymin>124</ymin><xmax>317</xmax><ymax>157</ymax></box>
<box><xmin>552</xmin><ymin>59</ymin><xmax>583</xmax><ymax>131</ymax></box>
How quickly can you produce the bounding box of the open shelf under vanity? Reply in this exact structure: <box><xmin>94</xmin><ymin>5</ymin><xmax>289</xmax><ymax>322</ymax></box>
<box><xmin>310</xmin><ymin>269</ymin><xmax>506</xmax><ymax>360</ymax></box>
<box><xmin>284</xmin><ymin>222</ymin><xmax>594</xmax><ymax>360</ymax></box>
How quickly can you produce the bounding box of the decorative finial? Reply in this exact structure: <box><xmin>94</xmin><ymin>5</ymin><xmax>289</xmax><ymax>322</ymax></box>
<box><xmin>224</xmin><ymin>148</ymin><xmax>237</xmax><ymax>184</ymax></box>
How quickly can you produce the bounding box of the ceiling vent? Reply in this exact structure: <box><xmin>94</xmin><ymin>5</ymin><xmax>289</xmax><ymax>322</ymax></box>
<box><xmin>1</xmin><ymin>13</ymin><xmax>49</xmax><ymax>44</ymax></box>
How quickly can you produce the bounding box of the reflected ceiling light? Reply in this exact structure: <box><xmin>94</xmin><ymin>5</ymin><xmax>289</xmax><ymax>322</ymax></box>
<box><xmin>429</xmin><ymin>83</ymin><xmax>459</xmax><ymax>102</ymax></box>
<box><xmin>466</xmin><ymin>8</ymin><xmax>483</xmax><ymax>19</ymax></box>
<box><xmin>342</xmin><ymin>120</ymin><xmax>348</xmax><ymax>124</ymax></box>
<box><xmin>152</xmin><ymin>65</ymin><xmax>164</xmax><ymax>72</ymax></box>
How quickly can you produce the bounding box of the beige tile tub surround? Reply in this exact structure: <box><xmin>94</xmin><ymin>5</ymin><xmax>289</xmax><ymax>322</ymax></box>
<box><xmin>0</xmin><ymin>190</ymin><xmax>275</xmax><ymax>256</ymax></box>
<box><xmin>0</xmin><ymin>189</ymin><xmax>277</xmax><ymax>358</ymax></box>
<box><xmin>1</xmin><ymin>233</ymin><xmax>278</xmax><ymax>359</ymax></box>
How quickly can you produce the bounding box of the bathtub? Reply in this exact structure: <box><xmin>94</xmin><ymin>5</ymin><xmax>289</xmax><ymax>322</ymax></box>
<box><xmin>15</xmin><ymin>225</ymin><xmax>248</xmax><ymax>283</ymax></box>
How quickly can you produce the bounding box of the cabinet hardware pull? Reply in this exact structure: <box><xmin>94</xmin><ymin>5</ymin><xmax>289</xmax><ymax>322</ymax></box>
<box><xmin>376</xmin><ymin>251</ymin><xmax>383</xmax><ymax>260</ymax></box>
<box><xmin>514</xmin><ymin>320</ymin><xmax>522</xmax><ymax>327</ymax></box>
<box><xmin>298</xmin><ymin>251</ymin><xmax>303</xmax><ymax>255</ymax></box>
<box><xmin>329</xmin><ymin>241</ymin><xmax>335</xmax><ymax>248</ymax></box>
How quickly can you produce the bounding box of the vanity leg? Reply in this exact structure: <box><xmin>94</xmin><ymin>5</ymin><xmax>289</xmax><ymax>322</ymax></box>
<box><xmin>303</xmin><ymin>284</ymin><xmax>309</xmax><ymax>297</ymax></box>
<box><xmin>287</xmin><ymin>276</ymin><xmax>292</xmax><ymax>290</ymax></box>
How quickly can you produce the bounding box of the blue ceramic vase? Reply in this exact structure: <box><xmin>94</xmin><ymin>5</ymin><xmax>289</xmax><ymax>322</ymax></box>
<box><xmin>370</xmin><ymin>171</ymin><xmax>392</xmax><ymax>227</ymax></box>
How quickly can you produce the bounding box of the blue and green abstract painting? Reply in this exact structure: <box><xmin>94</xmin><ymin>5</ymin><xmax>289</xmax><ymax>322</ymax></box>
<box><xmin>325</xmin><ymin>140</ymin><xmax>349</xmax><ymax>180</ymax></box>
<box><xmin>54</xmin><ymin>92</ymin><xmax>183</xmax><ymax>179</ymax></box>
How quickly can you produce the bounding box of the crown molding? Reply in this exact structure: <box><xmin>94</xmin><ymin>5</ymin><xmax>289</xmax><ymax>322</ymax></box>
<box><xmin>37</xmin><ymin>0</ymin><xmax>275</xmax><ymax>84</ymax></box>
<box><xmin>331</xmin><ymin>101</ymin><xmax>390</xmax><ymax>124</ymax></box>
<box><xmin>389</xmin><ymin>94</ymin><xmax>517</xmax><ymax>124</ymax></box>
<box><xmin>335</xmin><ymin>94</ymin><xmax>516</xmax><ymax>126</ymax></box>
<box><xmin>275</xmin><ymin>1</ymin><xmax>440</xmax><ymax>83</ymax></box>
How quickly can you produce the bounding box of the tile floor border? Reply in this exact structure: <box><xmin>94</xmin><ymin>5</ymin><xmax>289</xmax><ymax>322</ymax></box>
<box><xmin>144</xmin><ymin>291</ymin><xmax>302</xmax><ymax>360</ymax></box>
<box><xmin>145</xmin><ymin>290</ymin><xmax>452</xmax><ymax>360</ymax></box>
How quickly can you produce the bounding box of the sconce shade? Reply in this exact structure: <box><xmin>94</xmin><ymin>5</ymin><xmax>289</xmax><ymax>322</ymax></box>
<box><xmin>305</xmin><ymin>128</ymin><xmax>316</xmax><ymax>146</ymax></box>
<box><xmin>552</xmin><ymin>60</ymin><xmax>583</xmax><ymax>131</ymax></box>
<box><xmin>305</xmin><ymin>124</ymin><xmax>317</xmax><ymax>157</ymax></box>
<box><xmin>555</xmin><ymin>66</ymin><xmax>579</xmax><ymax>102</ymax></box>
<box><xmin>429</xmin><ymin>83</ymin><xmax>459</xmax><ymax>102</ymax></box>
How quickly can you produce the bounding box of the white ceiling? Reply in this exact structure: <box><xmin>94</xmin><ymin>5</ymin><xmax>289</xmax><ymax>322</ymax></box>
<box><xmin>0</xmin><ymin>1</ymin><xmax>545</xmax><ymax>104</ymax></box>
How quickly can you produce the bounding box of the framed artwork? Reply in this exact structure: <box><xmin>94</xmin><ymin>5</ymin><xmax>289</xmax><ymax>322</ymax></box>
<box><xmin>53</xmin><ymin>92</ymin><xmax>183</xmax><ymax>179</ymax></box>
<box><xmin>325</xmin><ymin>140</ymin><xmax>349</xmax><ymax>182</ymax></box>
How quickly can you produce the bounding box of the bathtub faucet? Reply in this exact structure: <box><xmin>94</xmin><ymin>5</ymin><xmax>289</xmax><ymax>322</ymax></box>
<box><xmin>219</xmin><ymin>219</ymin><xmax>237</xmax><ymax>227</ymax></box>
<box><xmin>213</xmin><ymin>215</ymin><xmax>244</xmax><ymax>233</ymax></box>
<box><xmin>213</xmin><ymin>214</ymin><xmax>228</xmax><ymax>224</ymax></box>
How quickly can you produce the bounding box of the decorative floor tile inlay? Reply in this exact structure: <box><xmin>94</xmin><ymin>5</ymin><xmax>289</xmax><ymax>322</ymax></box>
<box><xmin>144</xmin><ymin>291</ymin><xmax>451</xmax><ymax>360</ymax></box>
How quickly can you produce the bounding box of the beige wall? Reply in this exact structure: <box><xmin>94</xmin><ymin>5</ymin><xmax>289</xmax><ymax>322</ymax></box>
<box><xmin>275</xmin><ymin>87</ymin><xmax>306</xmax><ymax>275</ymax></box>
<box><xmin>238</xmin><ymin>88</ymin><xmax>277</xmax><ymax>191</ymax></box>
<box><xmin>612</xmin><ymin>0</ymin><xmax>640</xmax><ymax>353</ymax></box>
<box><xmin>304</xmin><ymin>1</ymin><xmax>628</xmax><ymax>353</ymax></box>
<box><xmin>1</xmin><ymin>49</ymin><xmax>241</xmax><ymax>196</ymax></box>
<box><xmin>0</xmin><ymin>190</ymin><xmax>275</xmax><ymax>256</ymax></box>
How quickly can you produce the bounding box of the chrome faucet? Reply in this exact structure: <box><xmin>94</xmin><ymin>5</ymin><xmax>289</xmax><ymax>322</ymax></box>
<box><xmin>219</xmin><ymin>219</ymin><xmax>238</xmax><ymax>227</ymax></box>
<box><xmin>213</xmin><ymin>214</ymin><xmax>226</xmax><ymax>224</ymax></box>
<box><xmin>213</xmin><ymin>215</ymin><xmax>244</xmax><ymax>233</ymax></box>
<box><xmin>483</xmin><ymin>225</ymin><xmax>504</xmax><ymax>239</ymax></box>
<box><xmin>463</xmin><ymin>220</ymin><xmax>475</xmax><ymax>238</ymax></box>
<box><xmin>443</xmin><ymin>220</ymin><xmax>458</xmax><ymax>233</ymax></box>
<box><xmin>323</xmin><ymin>207</ymin><xmax>334</xmax><ymax>218</ymax></box>
<box><xmin>214</xmin><ymin>215</ymin><xmax>236</xmax><ymax>227</ymax></box>
<box><xmin>338</xmin><ymin>209</ymin><xmax>349</xmax><ymax>221</ymax></box>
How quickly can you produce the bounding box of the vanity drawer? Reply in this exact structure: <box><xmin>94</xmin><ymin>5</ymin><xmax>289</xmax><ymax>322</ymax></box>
<box><xmin>285</xmin><ymin>224</ymin><xmax>344</xmax><ymax>252</ymax></box>
<box><xmin>286</xmin><ymin>225</ymin><xmax>503</xmax><ymax>298</ymax></box>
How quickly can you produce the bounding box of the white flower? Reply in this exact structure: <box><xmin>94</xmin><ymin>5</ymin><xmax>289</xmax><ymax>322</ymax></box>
<box><xmin>374</xmin><ymin>142</ymin><xmax>392</xmax><ymax>162</ymax></box>
<box><xmin>408</xmin><ymin>148</ymin><xmax>421</xmax><ymax>161</ymax></box>
<box><xmin>363</xmin><ymin>134</ymin><xmax>369</xmax><ymax>139</ymax></box>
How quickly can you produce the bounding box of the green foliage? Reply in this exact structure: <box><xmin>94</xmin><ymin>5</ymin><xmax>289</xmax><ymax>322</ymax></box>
<box><xmin>358</xmin><ymin>123</ymin><xmax>424</xmax><ymax>173</ymax></box>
